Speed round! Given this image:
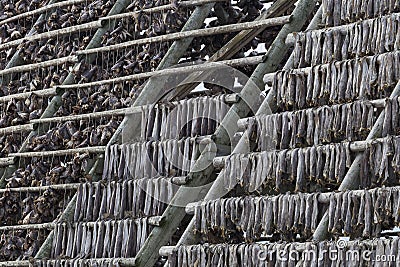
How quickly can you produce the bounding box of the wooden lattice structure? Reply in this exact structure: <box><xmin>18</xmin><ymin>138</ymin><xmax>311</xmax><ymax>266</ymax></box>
<box><xmin>1</xmin><ymin>0</ymin><xmax>399</xmax><ymax>266</ymax></box>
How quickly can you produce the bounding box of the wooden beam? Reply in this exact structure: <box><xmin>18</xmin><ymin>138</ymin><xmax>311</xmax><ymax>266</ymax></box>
<box><xmin>0</xmin><ymin>56</ymin><xmax>77</xmax><ymax>76</ymax></box>
<box><xmin>76</xmin><ymin>16</ymin><xmax>291</xmax><ymax>55</ymax></box>
<box><xmin>0</xmin><ymin>183</ymin><xmax>80</xmax><ymax>194</ymax></box>
<box><xmin>102</xmin><ymin>0</ymin><xmax>228</xmax><ymax>21</ymax></box>
<box><xmin>8</xmin><ymin>146</ymin><xmax>106</xmax><ymax>158</ymax></box>
<box><xmin>0</xmin><ymin>21</ymin><xmax>103</xmax><ymax>51</ymax></box>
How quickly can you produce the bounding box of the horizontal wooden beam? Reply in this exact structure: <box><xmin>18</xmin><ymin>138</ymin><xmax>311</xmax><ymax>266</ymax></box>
<box><xmin>0</xmin><ymin>183</ymin><xmax>80</xmax><ymax>194</ymax></box>
<box><xmin>59</xmin><ymin>57</ymin><xmax>263</xmax><ymax>89</ymax></box>
<box><xmin>76</xmin><ymin>16</ymin><xmax>292</xmax><ymax>55</ymax></box>
<box><xmin>0</xmin><ymin>124</ymin><xmax>34</xmax><ymax>135</ymax></box>
<box><xmin>0</xmin><ymin>88</ymin><xmax>57</xmax><ymax>103</ymax></box>
<box><xmin>8</xmin><ymin>146</ymin><xmax>106</xmax><ymax>158</ymax></box>
<box><xmin>102</xmin><ymin>0</ymin><xmax>228</xmax><ymax>21</ymax></box>
<box><xmin>0</xmin><ymin>258</ymin><xmax>136</xmax><ymax>267</ymax></box>
<box><xmin>0</xmin><ymin>21</ymin><xmax>103</xmax><ymax>51</ymax></box>
<box><xmin>0</xmin><ymin>56</ymin><xmax>77</xmax><ymax>76</ymax></box>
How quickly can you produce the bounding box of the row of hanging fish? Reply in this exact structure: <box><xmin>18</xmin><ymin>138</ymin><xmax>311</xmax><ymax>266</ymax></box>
<box><xmin>50</xmin><ymin>218</ymin><xmax>152</xmax><ymax>259</ymax></box>
<box><xmin>33</xmin><ymin>259</ymin><xmax>123</xmax><ymax>267</ymax></box>
<box><xmin>103</xmin><ymin>138</ymin><xmax>199</xmax><ymax>180</ymax></box>
<box><xmin>193</xmin><ymin>194</ymin><xmax>321</xmax><ymax>242</ymax></box>
<box><xmin>224</xmin><ymin>142</ymin><xmax>352</xmax><ymax>193</ymax></box>
<box><xmin>224</xmin><ymin>135</ymin><xmax>400</xmax><ymax>193</ymax></box>
<box><xmin>73</xmin><ymin>178</ymin><xmax>177</xmax><ymax>222</ymax></box>
<box><xmin>140</xmin><ymin>95</ymin><xmax>229</xmax><ymax>141</ymax></box>
<box><xmin>169</xmin><ymin>238</ymin><xmax>399</xmax><ymax>267</ymax></box>
<box><xmin>327</xmin><ymin>187</ymin><xmax>400</xmax><ymax>238</ymax></box>
<box><xmin>255</xmin><ymin>100</ymin><xmax>375</xmax><ymax>150</ymax></box>
<box><xmin>321</xmin><ymin>0</ymin><xmax>400</xmax><ymax>26</ymax></box>
<box><xmin>274</xmin><ymin>51</ymin><xmax>400</xmax><ymax>110</ymax></box>
<box><xmin>292</xmin><ymin>13</ymin><xmax>400</xmax><ymax>68</ymax></box>
<box><xmin>193</xmin><ymin>186</ymin><xmax>400</xmax><ymax>242</ymax></box>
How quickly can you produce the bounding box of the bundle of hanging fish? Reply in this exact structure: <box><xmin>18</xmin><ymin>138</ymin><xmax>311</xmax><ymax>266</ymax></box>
<box><xmin>51</xmin><ymin>218</ymin><xmax>152</xmax><ymax>259</ymax></box>
<box><xmin>194</xmin><ymin>187</ymin><xmax>400</xmax><ymax>242</ymax></box>
<box><xmin>358</xmin><ymin>136</ymin><xmax>400</xmax><ymax>188</ymax></box>
<box><xmin>325</xmin><ymin>187</ymin><xmax>400</xmax><ymax>238</ymax></box>
<box><xmin>103</xmin><ymin>138</ymin><xmax>199</xmax><ymax>180</ymax></box>
<box><xmin>193</xmin><ymin>194</ymin><xmax>322</xmax><ymax>242</ymax></box>
<box><xmin>274</xmin><ymin>51</ymin><xmax>400</xmax><ymax>110</ymax></box>
<box><xmin>169</xmin><ymin>238</ymin><xmax>399</xmax><ymax>267</ymax></box>
<box><xmin>321</xmin><ymin>0</ymin><xmax>400</xmax><ymax>27</ymax></box>
<box><xmin>292</xmin><ymin>13</ymin><xmax>400</xmax><ymax>68</ymax></box>
<box><xmin>140</xmin><ymin>95</ymin><xmax>229</xmax><ymax>141</ymax></box>
<box><xmin>224</xmin><ymin>142</ymin><xmax>352</xmax><ymax>193</ymax></box>
<box><xmin>73</xmin><ymin>178</ymin><xmax>177</xmax><ymax>222</ymax></box>
<box><xmin>255</xmin><ymin>100</ymin><xmax>375</xmax><ymax>150</ymax></box>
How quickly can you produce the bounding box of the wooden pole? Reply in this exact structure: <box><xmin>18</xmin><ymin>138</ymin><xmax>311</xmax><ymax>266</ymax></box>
<box><xmin>8</xmin><ymin>146</ymin><xmax>106</xmax><ymax>158</ymax></box>
<box><xmin>0</xmin><ymin>21</ymin><xmax>103</xmax><ymax>51</ymax></box>
<box><xmin>132</xmin><ymin>1</ymin><xmax>317</xmax><ymax>266</ymax></box>
<box><xmin>102</xmin><ymin>0</ymin><xmax>228</xmax><ymax>21</ymax></box>
<box><xmin>77</xmin><ymin>16</ymin><xmax>291</xmax><ymax>55</ymax></box>
<box><xmin>0</xmin><ymin>56</ymin><xmax>77</xmax><ymax>76</ymax></box>
<box><xmin>58</xmin><ymin>57</ymin><xmax>263</xmax><ymax>89</ymax></box>
<box><xmin>0</xmin><ymin>258</ymin><xmax>136</xmax><ymax>267</ymax></box>
<box><xmin>0</xmin><ymin>124</ymin><xmax>34</xmax><ymax>135</ymax></box>
<box><xmin>173</xmin><ymin>4</ymin><xmax>323</xmax><ymax>248</ymax></box>
<box><xmin>0</xmin><ymin>183</ymin><xmax>80</xmax><ymax>194</ymax></box>
<box><xmin>312</xmin><ymin>80</ymin><xmax>400</xmax><ymax>242</ymax></box>
<box><xmin>0</xmin><ymin>88</ymin><xmax>57</xmax><ymax>103</ymax></box>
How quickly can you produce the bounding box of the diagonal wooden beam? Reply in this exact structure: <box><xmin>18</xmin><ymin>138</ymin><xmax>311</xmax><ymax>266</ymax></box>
<box><xmin>132</xmin><ymin>1</ymin><xmax>317</xmax><ymax>266</ymax></box>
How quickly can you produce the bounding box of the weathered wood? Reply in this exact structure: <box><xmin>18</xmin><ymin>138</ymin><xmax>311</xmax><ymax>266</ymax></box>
<box><xmin>30</xmin><ymin>93</ymin><xmax>239</xmax><ymax>125</ymax></box>
<box><xmin>313</xmin><ymin>79</ymin><xmax>400</xmax><ymax>242</ymax></box>
<box><xmin>133</xmin><ymin>1</ymin><xmax>317</xmax><ymax>266</ymax></box>
<box><xmin>0</xmin><ymin>0</ymin><xmax>92</xmax><ymax>26</ymax></box>
<box><xmin>0</xmin><ymin>56</ymin><xmax>77</xmax><ymax>76</ymax></box>
<box><xmin>8</xmin><ymin>146</ymin><xmax>106</xmax><ymax>158</ymax></box>
<box><xmin>0</xmin><ymin>124</ymin><xmax>34</xmax><ymax>135</ymax></box>
<box><xmin>174</xmin><ymin>4</ymin><xmax>323</xmax><ymax>248</ymax></box>
<box><xmin>0</xmin><ymin>21</ymin><xmax>102</xmax><ymax>51</ymax></box>
<box><xmin>77</xmin><ymin>16</ymin><xmax>291</xmax><ymax>55</ymax></box>
<box><xmin>58</xmin><ymin>57</ymin><xmax>263</xmax><ymax>89</ymax></box>
<box><xmin>0</xmin><ymin>88</ymin><xmax>57</xmax><ymax>103</ymax></box>
<box><xmin>0</xmin><ymin>183</ymin><xmax>80</xmax><ymax>194</ymax></box>
<box><xmin>102</xmin><ymin>0</ymin><xmax>228</xmax><ymax>21</ymax></box>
